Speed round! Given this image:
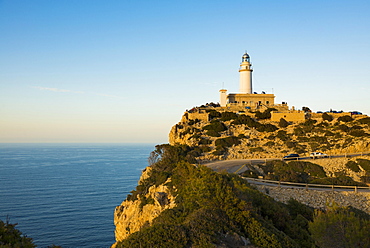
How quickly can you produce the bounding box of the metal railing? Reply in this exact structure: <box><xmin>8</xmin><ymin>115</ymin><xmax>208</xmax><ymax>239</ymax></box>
<box><xmin>243</xmin><ymin>177</ymin><xmax>370</xmax><ymax>193</ymax></box>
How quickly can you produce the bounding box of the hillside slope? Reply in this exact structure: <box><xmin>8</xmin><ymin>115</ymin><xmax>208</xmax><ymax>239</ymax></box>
<box><xmin>112</xmin><ymin>108</ymin><xmax>370</xmax><ymax>247</ymax></box>
<box><xmin>169</xmin><ymin>109</ymin><xmax>370</xmax><ymax>161</ymax></box>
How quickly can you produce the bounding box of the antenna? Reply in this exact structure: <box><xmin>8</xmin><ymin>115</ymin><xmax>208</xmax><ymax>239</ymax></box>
<box><xmin>222</xmin><ymin>82</ymin><xmax>225</xmax><ymax>89</ymax></box>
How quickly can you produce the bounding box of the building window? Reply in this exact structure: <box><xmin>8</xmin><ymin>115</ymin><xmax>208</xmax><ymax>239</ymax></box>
<box><xmin>266</xmin><ymin>101</ymin><xmax>269</xmax><ymax>105</ymax></box>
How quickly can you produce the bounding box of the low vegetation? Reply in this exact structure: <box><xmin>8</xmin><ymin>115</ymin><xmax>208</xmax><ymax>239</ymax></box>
<box><xmin>0</xmin><ymin>219</ymin><xmax>36</xmax><ymax>248</ymax></box>
<box><xmin>119</xmin><ymin>144</ymin><xmax>370</xmax><ymax>247</ymax></box>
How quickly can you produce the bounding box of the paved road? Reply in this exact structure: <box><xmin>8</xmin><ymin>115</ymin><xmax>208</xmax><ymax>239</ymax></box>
<box><xmin>205</xmin><ymin>159</ymin><xmax>266</xmax><ymax>173</ymax></box>
<box><xmin>205</xmin><ymin>153</ymin><xmax>370</xmax><ymax>174</ymax></box>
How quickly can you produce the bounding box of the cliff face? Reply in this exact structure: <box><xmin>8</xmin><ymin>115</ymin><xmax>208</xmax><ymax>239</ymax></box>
<box><xmin>112</xmin><ymin>169</ymin><xmax>176</xmax><ymax>247</ymax></box>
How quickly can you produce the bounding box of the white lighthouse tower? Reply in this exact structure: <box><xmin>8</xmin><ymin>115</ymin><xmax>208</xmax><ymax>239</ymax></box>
<box><xmin>239</xmin><ymin>52</ymin><xmax>253</xmax><ymax>94</ymax></box>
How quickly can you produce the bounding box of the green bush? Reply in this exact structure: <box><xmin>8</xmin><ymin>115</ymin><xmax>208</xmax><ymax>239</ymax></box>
<box><xmin>309</xmin><ymin>206</ymin><xmax>370</xmax><ymax>248</ymax></box>
<box><xmin>0</xmin><ymin>219</ymin><xmax>36</xmax><ymax>248</ymax></box>
<box><xmin>357</xmin><ymin>117</ymin><xmax>370</xmax><ymax>125</ymax></box>
<box><xmin>349</xmin><ymin>129</ymin><xmax>369</xmax><ymax>137</ymax></box>
<box><xmin>279</xmin><ymin>118</ymin><xmax>290</xmax><ymax>128</ymax></box>
<box><xmin>257</xmin><ymin>123</ymin><xmax>278</xmax><ymax>132</ymax></box>
<box><xmin>337</xmin><ymin>115</ymin><xmax>354</xmax><ymax>122</ymax></box>
<box><xmin>322</xmin><ymin>113</ymin><xmax>334</xmax><ymax>122</ymax></box>
<box><xmin>336</xmin><ymin>124</ymin><xmax>349</xmax><ymax>132</ymax></box>
<box><xmin>212</xmin><ymin>146</ymin><xmax>227</xmax><ymax>155</ymax></box>
<box><xmin>220</xmin><ymin>111</ymin><xmax>238</xmax><ymax>121</ymax></box>
<box><xmin>345</xmin><ymin>161</ymin><xmax>361</xmax><ymax>172</ymax></box>
<box><xmin>207</xmin><ymin>109</ymin><xmax>221</xmax><ymax>119</ymax></box>
<box><xmin>250</xmin><ymin>147</ymin><xmax>264</xmax><ymax>152</ymax></box>
<box><xmin>215</xmin><ymin>136</ymin><xmax>240</xmax><ymax>148</ymax></box>
<box><xmin>357</xmin><ymin>159</ymin><xmax>370</xmax><ymax>172</ymax></box>
<box><xmin>206</xmin><ymin>129</ymin><xmax>221</xmax><ymax>137</ymax></box>
<box><xmin>188</xmin><ymin>119</ymin><xmax>200</xmax><ymax>125</ymax></box>
<box><xmin>294</xmin><ymin>127</ymin><xmax>305</xmax><ymax>136</ymax></box>
<box><xmin>198</xmin><ymin>138</ymin><xmax>212</xmax><ymax>145</ymax></box>
<box><xmin>309</xmin><ymin>136</ymin><xmax>328</xmax><ymax>143</ymax></box>
<box><xmin>202</xmin><ymin>120</ymin><xmax>227</xmax><ymax>132</ymax></box>
<box><xmin>301</xmin><ymin>119</ymin><xmax>317</xmax><ymax>126</ymax></box>
<box><xmin>255</xmin><ymin>108</ymin><xmax>277</xmax><ymax>120</ymax></box>
<box><xmin>231</xmin><ymin>114</ymin><xmax>258</xmax><ymax>126</ymax></box>
<box><xmin>277</xmin><ymin>130</ymin><xmax>288</xmax><ymax>141</ymax></box>
<box><xmin>264</xmin><ymin>141</ymin><xmax>275</xmax><ymax>147</ymax></box>
<box><xmin>241</xmin><ymin>169</ymin><xmax>259</xmax><ymax>178</ymax></box>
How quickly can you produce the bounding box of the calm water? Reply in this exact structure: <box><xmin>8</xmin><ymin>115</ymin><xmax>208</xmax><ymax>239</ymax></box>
<box><xmin>0</xmin><ymin>143</ymin><xmax>155</xmax><ymax>248</ymax></box>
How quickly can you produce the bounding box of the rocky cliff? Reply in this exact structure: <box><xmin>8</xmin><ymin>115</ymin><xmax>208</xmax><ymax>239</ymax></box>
<box><xmin>112</xmin><ymin>168</ymin><xmax>176</xmax><ymax>247</ymax></box>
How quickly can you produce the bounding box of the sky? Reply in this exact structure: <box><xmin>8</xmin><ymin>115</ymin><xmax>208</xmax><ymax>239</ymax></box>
<box><xmin>1</xmin><ymin>0</ymin><xmax>369</xmax><ymax>143</ymax></box>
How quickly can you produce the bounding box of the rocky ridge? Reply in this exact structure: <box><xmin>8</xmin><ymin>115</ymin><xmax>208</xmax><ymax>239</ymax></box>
<box><xmin>169</xmin><ymin>110</ymin><xmax>370</xmax><ymax>162</ymax></box>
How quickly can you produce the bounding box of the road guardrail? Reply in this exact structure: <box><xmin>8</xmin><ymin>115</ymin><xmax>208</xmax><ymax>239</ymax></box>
<box><xmin>243</xmin><ymin>177</ymin><xmax>370</xmax><ymax>193</ymax></box>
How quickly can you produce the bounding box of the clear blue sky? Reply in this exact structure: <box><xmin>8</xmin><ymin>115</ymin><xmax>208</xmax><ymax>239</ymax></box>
<box><xmin>1</xmin><ymin>0</ymin><xmax>369</xmax><ymax>143</ymax></box>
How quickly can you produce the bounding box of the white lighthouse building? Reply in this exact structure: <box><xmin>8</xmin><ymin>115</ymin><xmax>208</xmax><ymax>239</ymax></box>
<box><xmin>239</xmin><ymin>52</ymin><xmax>253</xmax><ymax>94</ymax></box>
<box><xmin>219</xmin><ymin>51</ymin><xmax>276</xmax><ymax>110</ymax></box>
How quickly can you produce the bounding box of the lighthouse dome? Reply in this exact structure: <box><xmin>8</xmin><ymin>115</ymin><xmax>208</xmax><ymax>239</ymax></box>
<box><xmin>242</xmin><ymin>52</ymin><xmax>250</xmax><ymax>62</ymax></box>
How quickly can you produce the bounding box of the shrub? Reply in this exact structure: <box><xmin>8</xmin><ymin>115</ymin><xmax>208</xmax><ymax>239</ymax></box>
<box><xmin>309</xmin><ymin>206</ymin><xmax>370</xmax><ymax>248</ymax></box>
<box><xmin>309</xmin><ymin>136</ymin><xmax>328</xmax><ymax>143</ymax></box>
<box><xmin>322</xmin><ymin>113</ymin><xmax>333</xmax><ymax>122</ymax></box>
<box><xmin>202</xmin><ymin>120</ymin><xmax>227</xmax><ymax>132</ymax></box>
<box><xmin>188</xmin><ymin>119</ymin><xmax>200</xmax><ymax>125</ymax></box>
<box><xmin>207</xmin><ymin>110</ymin><xmax>221</xmax><ymax>119</ymax></box>
<box><xmin>301</xmin><ymin>119</ymin><xmax>317</xmax><ymax>126</ymax></box>
<box><xmin>308</xmin><ymin>142</ymin><xmax>320</xmax><ymax>151</ymax></box>
<box><xmin>215</xmin><ymin>136</ymin><xmax>240</xmax><ymax>148</ymax></box>
<box><xmin>357</xmin><ymin>117</ymin><xmax>370</xmax><ymax>125</ymax></box>
<box><xmin>294</xmin><ymin>127</ymin><xmax>305</xmax><ymax>136</ymax></box>
<box><xmin>337</xmin><ymin>115</ymin><xmax>354</xmax><ymax>122</ymax></box>
<box><xmin>241</xmin><ymin>170</ymin><xmax>259</xmax><ymax>178</ymax></box>
<box><xmin>0</xmin><ymin>219</ymin><xmax>36</xmax><ymax>248</ymax></box>
<box><xmin>198</xmin><ymin>138</ymin><xmax>212</xmax><ymax>145</ymax></box>
<box><xmin>277</xmin><ymin>130</ymin><xmax>288</xmax><ymax>141</ymax></box>
<box><xmin>360</xmin><ymin>174</ymin><xmax>370</xmax><ymax>184</ymax></box>
<box><xmin>220</xmin><ymin>111</ymin><xmax>238</xmax><ymax>121</ymax></box>
<box><xmin>206</xmin><ymin>129</ymin><xmax>221</xmax><ymax>137</ymax></box>
<box><xmin>250</xmin><ymin>147</ymin><xmax>264</xmax><ymax>152</ymax></box>
<box><xmin>357</xmin><ymin>159</ymin><xmax>370</xmax><ymax>172</ymax></box>
<box><xmin>279</xmin><ymin>118</ymin><xmax>290</xmax><ymax>128</ymax></box>
<box><xmin>212</xmin><ymin>146</ymin><xmax>226</xmax><ymax>155</ymax></box>
<box><xmin>285</xmin><ymin>141</ymin><xmax>297</xmax><ymax>148</ymax></box>
<box><xmin>232</xmin><ymin>115</ymin><xmax>258</xmax><ymax>126</ymax></box>
<box><xmin>257</xmin><ymin>123</ymin><xmax>278</xmax><ymax>132</ymax></box>
<box><xmin>349</xmin><ymin>129</ymin><xmax>369</xmax><ymax>137</ymax></box>
<box><xmin>264</xmin><ymin>141</ymin><xmax>275</xmax><ymax>147</ymax></box>
<box><xmin>293</xmin><ymin>145</ymin><xmax>307</xmax><ymax>154</ymax></box>
<box><xmin>254</xmin><ymin>108</ymin><xmax>277</xmax><ymax>120</ymax></box>
<box><xmin>336</xmin><ymin>124</ymin><xmax>349</xmax><ymax>132</ymax></box>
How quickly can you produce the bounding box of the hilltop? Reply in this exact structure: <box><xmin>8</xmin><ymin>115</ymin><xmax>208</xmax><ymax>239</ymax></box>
<box><xmin>169</xmin><ymin>107</ymin><xmax>370</xmax><ymax>161</ymax></box>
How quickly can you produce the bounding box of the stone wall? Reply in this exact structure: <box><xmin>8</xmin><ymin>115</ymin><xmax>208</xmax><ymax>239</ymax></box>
<box><xmin>270</xmin><ymin>111</ymin><xmax>305</xmax><ymax>122</ymax></box>
<box><xmin>254</xmin><ymin>185</ymin><xmax>370</xmax><ymax>214</ymax></box>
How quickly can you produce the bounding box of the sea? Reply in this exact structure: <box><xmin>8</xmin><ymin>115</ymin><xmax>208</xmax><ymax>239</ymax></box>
<box><xmin>0</xmin><ymin>143</ymin><xmax>155</xmax><ymax>248</ymax></box>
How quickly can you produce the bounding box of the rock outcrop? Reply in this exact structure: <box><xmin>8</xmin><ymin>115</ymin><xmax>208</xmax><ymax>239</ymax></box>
<box><xmin>112</xmin><ymin>173</ymin><xmax>176</xmax><ymax>247</ymax></box>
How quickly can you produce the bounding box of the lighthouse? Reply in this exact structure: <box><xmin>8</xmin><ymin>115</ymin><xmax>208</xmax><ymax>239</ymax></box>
<box><xmin>239</xmin><ymin>52</ymin><xmax>253</xmax><ymax>94</ymax></box>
